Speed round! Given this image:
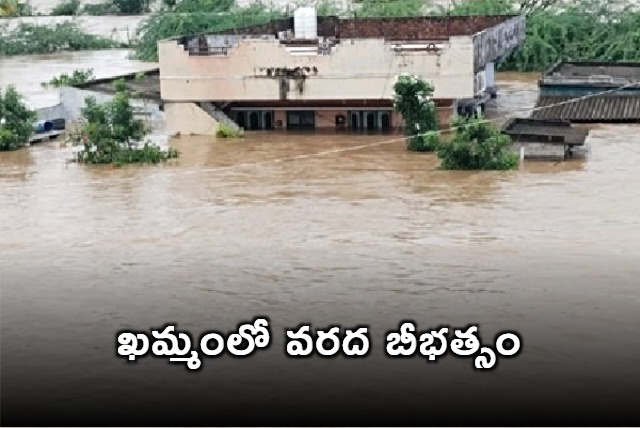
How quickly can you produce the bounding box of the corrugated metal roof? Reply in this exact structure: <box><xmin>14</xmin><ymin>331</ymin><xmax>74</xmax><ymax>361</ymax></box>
<box><xmin>532</xmin><ymin>96</ymin><xmax>640</xmax><ymax>122</ymax></box>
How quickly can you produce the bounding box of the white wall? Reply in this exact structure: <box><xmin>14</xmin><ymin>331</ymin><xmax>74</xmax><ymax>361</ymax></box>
<box><xmin>159</xmin><ymin>35</ymin><xmax>476</xmax><ymax>102</ymax></box>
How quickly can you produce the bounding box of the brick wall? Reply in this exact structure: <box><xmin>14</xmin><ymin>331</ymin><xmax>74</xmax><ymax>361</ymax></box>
<box><xmin>335</xmin><ymin>15</ymin><xmax>516</xmax><ymax>39</ymax></box>
<box><xmin>207</xmin><ymin>14</ymin><xmax>518</xmax><ymax>40</ymax></box>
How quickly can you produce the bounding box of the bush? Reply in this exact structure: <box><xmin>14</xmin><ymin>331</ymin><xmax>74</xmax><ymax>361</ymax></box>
<box><xmin>441</xmin><ymin>0</ymin><xmax>640</xmax><ymax>72</ymax></box>
<box><xmin>392</xmin><ymin>73</ymin><xmax>440</xmax><ymax>152</ymax></box>
<box><xmin>68</xmin><ymin>79</ymin><xmax>179</xmax><ymax>165</ymax></box>
<box><xmin>0</xmin><ymin>22</ymin><xmax>120</xmax><ymax>56</ymax></box>
<box><xmin>112</xmin><ymin>0</ymin><xmax>150</xmax><ymax>14</ymax></box>
<box><xmin>0</xmin><ymin>86</ymin><xmax>36</xmax><ymax>151</ymax></box>
<box><xmin>51</xmin><ymin>0</ymin><xmax>80</xmax><ymax>15</ymax></box>
<box><xmin>81</xmin><ymin>2</ymin><xmax>120</xmax><ymax>15</ymax></box>
<box><xmin>42</xmin><ymin>68</ymin><xmax>95</xmax><ymax>88</ymax></box>
<box><xmin>358</xmin><ymin>0</ymin><xmax>427</xmax><ymax>17</ymax></box>
<box><xmin>0</xmin><ymin>0</ymin><xmax>32</xmax><ymax>17</ymax></box>
<box><xmin>436</xmin><ymin>116</ymin><xmax>519</xmax><ymax>170</ymax></box>
<box><xmin>216</xmin><ymin>123</ymin><xmax>243</xmax><ymax>138</ymax></box>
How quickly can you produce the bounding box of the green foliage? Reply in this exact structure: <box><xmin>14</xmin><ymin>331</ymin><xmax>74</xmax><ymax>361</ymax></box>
<box><xmin>169</xmin><ymin>0</ymin><xmax>235</xmax><ymax>13</ymax></box>
<box><xmin>438</xmin><ymin>0</ymin><xmax>515</xmax><ymax>16</ymax></box>
<box><xmin>42</xmin><ymin>68</ymin><xmax>95</xmax><ymax>88</ymax></box>
<box><xmin>69</xmin><ymin>79</ymin><xmax>179</xmax><ymax>165</ymax></box>
<box><xmin>216</xmin><ymin>123</ymin><xmax>243</xmax><ymax>138</ymax></box>
<box><xmin>51</xmin><ymin>0</ymin><xmax>80</xmax><ymax>15</ymax></box>
<box><xmin>393</xmin><ymin>73</ymin><xmax>439</xmax><ymax>152</ymax></box>
<box><xmin>133</xmin><ymin>0</ymin><xmax>284</xmax><ymax>61</ymax></box>
<box><xmin>442</xmin><ymin>0</ymin><xmax>640</xmax><ymax>72</ymax></box>
<box><xmin>112</xmin><ymin>0</ymin><xmax>150</xmax><ymax>14</ymax></box>
<box><xmin>81</xmin><ymin>2</ymin><xmax>120</xmax><ymax>15</ymax></box>
<box><xmin>0</xmin><ymin>0</ymin><xmax>32</xmax><ymax>17</ymax></box>
<box><xmin>0</xmin><ymin>86</ymin><xmax>36</xmax><ymax>151</ymax></box>
<box><xmin>0</xmin><ymin>22</ymin><xmax>120</xmax><ymax>56</ymax></box>
<box><xmin>357</xmin><ymin>0</ymin><xmax>428</xmax><ymax>17</ymax></box>
<box><xmin>436</xmin><ymin>116</ymin><xmax>519</xmax><ymax>170</ymax></box>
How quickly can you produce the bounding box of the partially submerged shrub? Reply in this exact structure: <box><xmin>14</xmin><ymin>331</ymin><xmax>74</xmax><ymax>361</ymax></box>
<box><xmin>42</xmin><ymin>68</ymin><xmax>95</xmax><ymax>88</ymax></box>
<box><xmin>0</xmin><ymin>86</ymin><xmax>36</xmax><ymax>151</ymax></box>
<box><xmin>216</xmin><ymin>123</ymin><xmax>243</xmax><ymax>138</ymax></box>
<box><xmin>436</xmin><ymin>116</ymin><xmax>519</xmax><ymax>170</ymax></box>
<box><xmin>68</xmin><ymin>79</ymin><xmax>179</xmax><ymax>165</ymax></box>
<box><xmin>393</xmin><ymin>73</ymin><xmax>440</xmax><ymax>152</ymax></box>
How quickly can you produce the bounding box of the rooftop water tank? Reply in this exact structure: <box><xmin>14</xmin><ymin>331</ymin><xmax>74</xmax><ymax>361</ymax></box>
<box><xmin>294</xmin><ymin>7</ymin><xmax>317</xmax><ymax>40</ymax></box>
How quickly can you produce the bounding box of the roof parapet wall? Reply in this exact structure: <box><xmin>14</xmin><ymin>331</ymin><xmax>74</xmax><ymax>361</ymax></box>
<box><xmin>540</xmin><ymin>61</ymin><xmax>640</xmax><ymax>87</ymax></box>
<box><xmin>190</xmin><ymin>14</ymin><xmax>522</xmax><ymax>41</ymax></box>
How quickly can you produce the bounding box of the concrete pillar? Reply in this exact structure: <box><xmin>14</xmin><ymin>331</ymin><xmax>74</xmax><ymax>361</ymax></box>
<box><xmin>485</xmin><ymin>62</ymin><xmax>496</xmax><ymax>98</ymax></box>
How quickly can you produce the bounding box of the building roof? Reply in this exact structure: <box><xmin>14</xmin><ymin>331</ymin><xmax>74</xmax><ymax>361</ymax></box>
<box><xmin>189</xmin><ymin>14</ymin><xmax>521</xmax><ymax>41</ymax></box>
<box><xmin>540</xmin><ymin>61</ymin><xmax>640</xmax><ymax>87</ymax></box>
<box><xmin>531</xmin><ymin>96</ymin><xmax>640</xmax><ymax>122</ymax></box>
<box><xmin>72</xmin><ymin>69</ymin><xmax>161</xmax><ymax>101</ymax></box>
<box><xmin>502</xmin><ymin>118</ymin><xmax>589</xmax><ymax>145</ymax></box>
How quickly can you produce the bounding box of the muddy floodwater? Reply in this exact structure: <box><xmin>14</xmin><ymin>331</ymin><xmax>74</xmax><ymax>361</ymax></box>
<box><xmin>1</xmin><ymin>59</ymin><xmax>640</xmax><ymax>423</ymax></box>
<box><xmin>0</xmin><ymin>50</ymin><xmax>157</xmax><ymax>108</ymax></box>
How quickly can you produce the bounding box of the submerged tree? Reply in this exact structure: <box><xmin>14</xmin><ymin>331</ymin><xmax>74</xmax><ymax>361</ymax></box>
<box><xmin>68</xmin><ymin>79</ymin><xmax>179</xmax><ymax>165</ymax></box>
<box><xmin>42</xmin><ymin>68</ymin><xmax>95</xmax><ymax>88</ymax></box>
<box><xmin>436</xmin><ymin>116</ymin><xmax>519</xmax><ymax>170</ymax></box>
<box><xmin>392</xmin><ymin>73</ymin><xmax>440</xmax><ymax>152</ymax></box>
<box><xmin>0</xmin><ymin>86</ymin><xmax>36</xmax><ymax>151</ymax></box>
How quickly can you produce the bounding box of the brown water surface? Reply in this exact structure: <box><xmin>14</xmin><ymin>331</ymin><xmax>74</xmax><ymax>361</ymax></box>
<box><xmin>0</xmin><ymin>49</ymin><xmax>157</xmax><ymax>108</ymax></box>
<box><xmin>1</xmin><ymin>71</ymin><xmax>639</xmax><ymax>424</ymax></box>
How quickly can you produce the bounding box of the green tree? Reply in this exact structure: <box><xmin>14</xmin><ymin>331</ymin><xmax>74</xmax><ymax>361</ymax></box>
<box><xmin>112</xmin><ymin>0</ymin><xmax>150</xmax><ymax>14</ymax></box>
<box><xmin>51</xmin><ymin>0</ymin><xmax>80</xmax><ymax>15</ymax></box>
<box><xmin>441</xmin><ymin>0</ymin><xmax>640</xmax><ymax>72</ymax></box>
<box><xmin>358</xmin><ymin>0</ymin><xmax>427</xmax><ymax>17</ymax></box>
<box><xmin>0</xmin><ymin>22</ymin><xmax>119</xmax><ymax>56</ymax></box>
<box><xmin>393</xmin><ymin>73</ymin><xmax>440</xmax><ymax>152</ymax></box>
<box><xmin>438</xmin><ymin>0</ymin><xmax>516</xmax><ymax>15</ymax></box>
<box><xmin>0</xmin><ymin>0</ymin><xmax>30</xmax><ymax>17</ymax></box>
<box><xmin>42</xmin><ymin>69</ymin><xmax>95</xmax><ymax>88</ymax></box>
<box><xmin>0</xmin><ymin>86</ymin><xmax>36</xmax><ymax>151</ymax></box>
<box><xmin>69</xmin><ymin>79</ymin><xmax>178</xmax><ymax>165</ymax></box>
<box><xmin>436</xmin><ymin>116</ymin><xmax>519</xmax><ymax>170</ymax></box>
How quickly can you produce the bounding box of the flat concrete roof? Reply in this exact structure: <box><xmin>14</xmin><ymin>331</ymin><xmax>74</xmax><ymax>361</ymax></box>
<box><xmin>544</xmin><ymin>61</ymin><xmax>640</xmax><ymax>80</ymax></box>
<box><xmin>72</xmin><ymin>69</ymin><xmax>160</xmax><ymax>101</ymax></box>
<box><xmin>502</xmin><ymin>118</ymin><xmax>589</xmax><ymax>145</ymax></box>
<box><xmin>180</xmin><ymin>14</ymin><xmax>521</xmax><ymax>41</ymax></box>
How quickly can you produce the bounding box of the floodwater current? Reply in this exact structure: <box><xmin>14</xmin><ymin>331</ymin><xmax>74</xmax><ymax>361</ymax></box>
<box><xmin>1</xmin><ymin>52</ymin><xmax>639</xmax><ymax>425</ymax></box>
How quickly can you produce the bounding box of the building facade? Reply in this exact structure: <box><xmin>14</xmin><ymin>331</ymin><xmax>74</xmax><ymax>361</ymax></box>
<box><xmin>158</xmin><ymin>9</ymin><xmax>525</xmax><ymax>135</ymax></box>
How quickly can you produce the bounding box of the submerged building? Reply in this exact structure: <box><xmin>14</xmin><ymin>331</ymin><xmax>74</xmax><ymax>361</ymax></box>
<box><xmin>157</xmin><ymin>9</ymin><xmax>525</xmax><ymax>135</ymax></box>
<box><xmin>532</xmin><ymin>61</ymin><xmax>640</xmax><ymax>122</ymax></box>
<box><xmin>502</xmin><ymin>118</ymin><xmax>589</xmax><ymax>160</ymax></box>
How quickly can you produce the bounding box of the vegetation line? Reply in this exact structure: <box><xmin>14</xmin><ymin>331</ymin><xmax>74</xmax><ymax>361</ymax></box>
<box><xmin>3</xmin><ymin>0</ymin><xmax>639</xmax><ymax>70</ymax></box>
<box><xmin>0</xmin><ymin>21</ymin><xmax>124</xmax><ymax>56</ymax></box>
<box><xmin>131</xmin><ymin>0</ymin><xmax>640</xmax><ymax>71</ymax></box>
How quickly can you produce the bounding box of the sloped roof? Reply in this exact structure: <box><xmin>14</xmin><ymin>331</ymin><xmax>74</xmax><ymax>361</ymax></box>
<box><xmin>532</xmin><ymin>96</ymin><xmax>640</xmax><ymax>122</ymax></box>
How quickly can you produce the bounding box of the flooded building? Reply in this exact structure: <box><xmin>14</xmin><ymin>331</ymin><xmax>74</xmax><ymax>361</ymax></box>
<box><xmin>532</xmin><ymin>61</ymin><xmax>640</xmax><ymax>122</ymax></box>
<box><xmin>157</xmin><ymin>9</ymin><xmax>525</xmax><ymax>135</ymax></box>
<box><xmin>502</xmin><ymin>118</ymin><xmax>589</xmax><ymax>160</ymax></box>
<box><xmin>36</xmin><ymin>69</ymin><xmax>164</xmax><ymax>127</ymax></box>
